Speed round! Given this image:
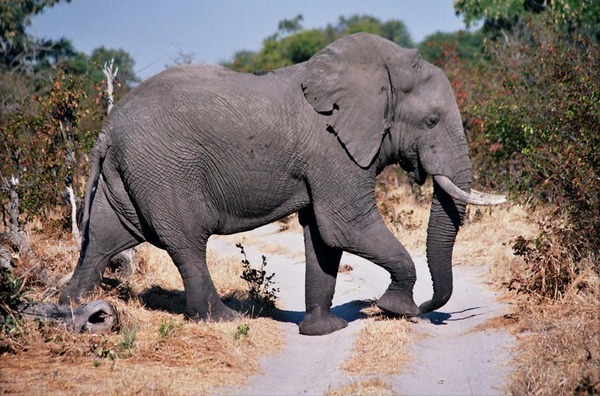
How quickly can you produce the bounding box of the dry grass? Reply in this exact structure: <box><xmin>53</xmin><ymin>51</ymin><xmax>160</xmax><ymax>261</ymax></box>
<box><xmin>499</xmin><ymin>263</ymin><xmax>600</xmax><ymax>395</ymax></box>
<box><xmin>456</xmin><ymin>207</ymin><xmax>600</xmax><ymax>395</ymax></box>
<box><xmin>1</xmin><ymin>233</ymin><xmax>283</xmax><ymax>394</ymax></box>
<box><xmin>455</xmin><ymin>204</ymin><xmax>540</xmax><ymax>294</ymax></box>
<box><xmin>1</xmin><ymin>316</ymin><xmax>281</xmax><ymax>394</ymax></box>
<box><xmin>326</xmin><ymin>377</ymin><xmax>399</xmax><ymax>396</ymax></box>
<box><xmin>340</xmin><ymin>311</ymin><xmax>415</xmax><ymax>376</ymax></box>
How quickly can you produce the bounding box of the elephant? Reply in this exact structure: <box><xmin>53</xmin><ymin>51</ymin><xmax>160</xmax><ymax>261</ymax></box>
<box><xmin>59</xmin><ymin>33</ymin><xmax>504</xmax><ymax>336</ymax></box>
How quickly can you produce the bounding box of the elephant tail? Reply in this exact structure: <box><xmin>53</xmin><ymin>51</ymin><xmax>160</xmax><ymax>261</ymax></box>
<box><xmin>80</xmin><ymin>130</ymin><xmax>110</xmax><ymax>243</ymax></box>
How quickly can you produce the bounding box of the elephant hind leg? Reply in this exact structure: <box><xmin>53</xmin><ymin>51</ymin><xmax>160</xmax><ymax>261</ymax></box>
<box><xmin>298</xmin><ymin>208</ymin><xmax>347</xmax><ymax>336</ymax></box>
<box><xmin>167</xmin><ymin>243</ymin><xmax>240</xmax><ymax>322</ymax></box>
<box><xmin>59</xmin><ymin>181</ymin><xmax>142</xmax><ymax>304</ymax></box>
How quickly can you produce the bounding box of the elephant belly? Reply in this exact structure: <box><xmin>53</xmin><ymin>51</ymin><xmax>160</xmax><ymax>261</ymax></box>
<box><xmin>207</xmin><ymin>168</ymin><xmax>310</xmax><ymax>235</ymax></box>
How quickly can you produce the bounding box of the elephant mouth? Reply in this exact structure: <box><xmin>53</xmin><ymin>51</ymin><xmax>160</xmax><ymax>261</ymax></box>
<box><xmin>400</xmin><ymin>156</ymin><xmax>427</xmax><ymax>186</ymax></box>
<box><xmin>433</xmin><ymin>175</ymin><xmax>506</xmax><ymax>206</ymax></box>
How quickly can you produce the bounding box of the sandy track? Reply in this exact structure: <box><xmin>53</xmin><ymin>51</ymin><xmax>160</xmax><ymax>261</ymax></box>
<box><xmin>211</xmin><ymin>224</ymin><xmax>514</xmax><ymax>395</ymax></box>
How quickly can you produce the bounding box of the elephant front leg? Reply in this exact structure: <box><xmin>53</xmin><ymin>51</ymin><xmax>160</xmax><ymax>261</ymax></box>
<box><xmin>314</xmin><ymin>205</ymin><xmax>420</xmax><ymax>318</ymax></box>
<box><xmin>298</xmin><ymin>209</ymin><xmax>348</xmax><ymax>336</ymax></box>
<box><xmin>348</xmin><ymin>220</ymin><xmax>420</xmax><ymax>318</ymax></box>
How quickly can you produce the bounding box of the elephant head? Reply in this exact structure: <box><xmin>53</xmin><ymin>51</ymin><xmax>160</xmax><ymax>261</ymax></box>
<box><xmin>302</xmin><ymin>33</ymin><xmax>504</xmax><ymax>313</ymax></box>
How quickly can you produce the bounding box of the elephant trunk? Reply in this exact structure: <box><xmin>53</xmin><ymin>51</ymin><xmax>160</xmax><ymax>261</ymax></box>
<box><xmin>419</xmin><ymin>172</ymin><xmax>469</xmax><ymax>314</ymax></box>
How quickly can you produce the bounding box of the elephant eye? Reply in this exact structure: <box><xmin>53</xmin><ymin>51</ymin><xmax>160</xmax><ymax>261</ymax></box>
<box><xmin>426</xmin><ymin>115</ymin><xmax>439</xmax><ymax>129</ymax></box>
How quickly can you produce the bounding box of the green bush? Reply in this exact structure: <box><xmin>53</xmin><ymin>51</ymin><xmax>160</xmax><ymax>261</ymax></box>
<box><xmin>464</xmin><ymin>16</ymin><xmax>599</xmax><ymax>275</ymax></box>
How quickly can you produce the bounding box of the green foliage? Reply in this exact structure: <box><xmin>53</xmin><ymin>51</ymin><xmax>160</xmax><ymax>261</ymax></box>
<box><xmin>0</xmin><ymin>268</ymin><xmax>24</xmax><ymax>319</ymax></box>
<box><xmin>0</xmin><ymin>1</ymin><xmax>136</xmax><ymax>231</ymax></box>
<box><xmin>419</xmin><ymin>30</ymin><xmax>483</xmax><ymax>65</ymax></box>
<box><xmin>0</xmin><ymin>0</ymin><xmax>71</xmax><ymax>71</ymax></box>
<box><xmin>158</xmin><ymin>319</ymin><xmax>178</xmax><ymax>339</ymax></box>
<box><xmin>236</xmin><ymin>243</ymin><xmax>279</xmax><ymax>309</ymax></box>
<box><xmin>455</xmin><ymin>0</ymin><xmax>529</xmax><ymax>28</ymax></box>
<box><xmin>224</xmin><ymin>14</ymin><xmax>413</xmax><ymax>73</ymax></box>
<box><xmin>89</xmin><ymin>326</ymin><xmax>136</xmax><ymax>363</ymax></box>
<box><xmin>118</xmin><ymin>325</ymin><xmax>137</xmax><ymax>352</ymax></box>
<box><xmin>90</xmin><ymin>336</ymin><xmax>117</xmax><ymax>360</ymax></box>
<box><xmin>87</xmin><ymin>47</ymin><xmax>139</xmax><ymax>87</ymax></box>
<box><xmin>278</xmin><ymin>14</ymin><xmax>304</xmax><ymax>36</ymax></box>
<box><xmin>467</xmin><ymin>20</ymin><xmax>599</xmax><ymax>260</ymax></box>
<box><xmin>1</xmin><ymin>70</ymin><xmax>103</xmax><ymax>225</ymax></box>
<box><xmin>0</xmin><ymin>266</ymin><xmax>27</xmax><ymax>354</ymax></box>
<box><xmin>282</xmin><ymin>29</ymin><xmax>330</xmax><ymax>65</ymax></box>
<box><xmin>452</xmin><ymin>1</ymin><xmax>599</xmax><ymax>278</ymax></box>
<box><xmin>338</xmin><ymin>15</ymin><xmax>413</xmax><ymax>47</ymax></box>
<box><xmin>234</xmin><ymin>323</ymin><xmax>250</xmax><ymax>340</ymax></box>
<box><xmin>455</xmin><ymin>0</ymin><xmax>600</xmax><ymax>40</ymax></box>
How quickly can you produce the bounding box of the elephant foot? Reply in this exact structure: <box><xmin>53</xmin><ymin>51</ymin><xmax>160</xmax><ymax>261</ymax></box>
<box><xmin>186</xmin><ymin>303</ymin><xmax>241</xmax><ymax>322</ymax></box>
<box><xmin>299</xmin><ymin>311</ymin><xmax>348</xmax><ymax>336</ymax></box>
<box><xmin>59</xmin><ymin>280</ymin><xmax>93</xmax><ymax>305</ymax></box>
<box><xmin>377</xmin><ymin>288</ymin><xmax>419</xmax><ymax>317</ymax></box>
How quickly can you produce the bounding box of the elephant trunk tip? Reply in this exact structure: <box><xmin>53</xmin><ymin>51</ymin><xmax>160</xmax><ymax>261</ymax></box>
<box><xmin>418</xmin><ymin>290</ymin><xmax>452</xmax><ymax>314</ymax></box>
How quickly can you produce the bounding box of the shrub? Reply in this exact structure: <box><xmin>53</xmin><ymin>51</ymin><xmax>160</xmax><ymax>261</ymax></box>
<box><xmin>463</xmin><ymin>16</ymin><xmax>599</xmax><ymax>276</ymax></box>
<box><xmin>236</xmin><ymin>243</ymin><xmax>279</xmax><ymax>309</ymax></box>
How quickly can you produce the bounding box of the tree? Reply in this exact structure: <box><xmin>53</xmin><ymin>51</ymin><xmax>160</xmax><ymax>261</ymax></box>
<box><xmin>0</xmin><ymin>70</ymin><xmax>101</xmax><ymax>233</ymax></box>
<box><xmin>455</xmin><ymin>0</ymin><xmax>600</xmax><ymax>41</ymax></box>
<box><xmin>1</xmin><ymin>6</ymin><xmax>138</xmax><ymax>235</ymax></box>
<box><xmin>224</xmin><ymin>14</ymin><xmax>414</xmax><ymax>73</ymax></box>
<box><xmin>278</xmin><ymin>14</ymin><xmax>304</xmax><ymax>36</ymax></box>
<box><xmin>418</xmin><ymin>31</ymin><xmax>483</xmax><ymax>65</ymax></box>
<box><xmin>282</xmin><ymin>30</ymin><xmax>329</xmax><ymax>65</ymax></box>
<box><xmin>0</xmin><ymin>0</ymin><xmax>72</xmax><ymax>72</ymax></box>
<box><xmin>89</xmin><ymin>47</ymin><xmax>138</xmax><ymax>87</ymax></box>
<box><xmin>453</xmin><ymin>0</ymin><xmax>600</xmax><ymax>276</ymax></box>
<box><xmin>337</xmin><ymin>15</ymin><xmax>413</xmax><ymax>47</ymax></box>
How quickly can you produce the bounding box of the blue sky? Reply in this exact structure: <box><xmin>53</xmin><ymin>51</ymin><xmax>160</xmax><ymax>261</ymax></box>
<box><xmin>28</xmin><ymin>1</ymin><xmax>469</xmax><ymax>80</ymax></box>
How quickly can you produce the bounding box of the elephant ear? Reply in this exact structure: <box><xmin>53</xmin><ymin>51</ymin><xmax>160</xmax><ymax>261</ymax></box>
<box><xmin>302</xmin><ymin>33</ymin><xmax>396</xmax><ymax>168</ymax></box>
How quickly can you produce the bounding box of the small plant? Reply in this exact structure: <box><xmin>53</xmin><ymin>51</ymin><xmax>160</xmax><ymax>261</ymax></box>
<box><xmin>509</xmin><ymin>230</ymin><xmax>576</xmax><ymax>300</ymax></box>
<box><xmin>90</xmin><ymin>337</ymin><xmax>117</xmax><ymax>361</ymax></box>
<box><xmin>234</xmin><ymin>323</ymin><xmax>250</xmax><ymax>340</ymax></box>
<box><xmin>0</xmin><ymin>268</ymin><xmax>23</xmax><ymax>313</ymax></box>
<box><xmin>0</xmin><ymin>267</ymin><xmax>26</xmax><ymax>345</ymax></box>
<box><xmin>158</xmin><ymin>319</ymin><xmax>178</xmax><ymax>339</ymax></box>
<box><xmin>117</xmin><ymin>325</ymin><xmax>137</xmax><ymax>356</ymax></box>
<box><xmin>236</xmin><ymin>243</ymin><xmax>279</xmax><ymax>308</ymax></box>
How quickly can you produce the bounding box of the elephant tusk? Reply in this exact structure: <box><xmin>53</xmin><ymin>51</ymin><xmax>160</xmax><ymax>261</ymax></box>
<box><xmin>433</xmin><ymin>175</ymin><xmax>506</xmax><ymax>205</ymax></box>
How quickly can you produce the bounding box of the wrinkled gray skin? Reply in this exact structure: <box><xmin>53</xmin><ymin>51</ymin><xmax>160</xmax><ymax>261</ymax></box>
<box><xmin>60</xmin><ymin>33</ymin><xmax>484</xmax><ymax>335</ymax></box>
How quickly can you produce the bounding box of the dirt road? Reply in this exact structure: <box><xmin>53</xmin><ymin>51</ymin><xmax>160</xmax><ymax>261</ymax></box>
<box><xmin>211</xmin><ymin>224</ymin><xmax>514</xmax><ymax>395</ymax></box>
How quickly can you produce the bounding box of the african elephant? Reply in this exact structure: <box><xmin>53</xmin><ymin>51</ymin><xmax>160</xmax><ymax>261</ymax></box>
<box><xmin>59</xmin><ymin>33</ymin><xmax>504</xmax><ymax>336</ymax></box>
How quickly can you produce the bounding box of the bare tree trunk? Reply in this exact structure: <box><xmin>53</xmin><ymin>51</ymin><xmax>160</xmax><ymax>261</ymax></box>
<box><xmin>7</xmin><ymin>176</ymin><xmax>19</xmax><ymax>234</ymax></box>
<box><xmin>66</xmin><ymin>185</ymin><xmax>80</xmax><ymax>244</ymax></box>
<box><xmin>103</xmin><ymin>59</ymin><xmax>118</xmax><ymax>113</ymax></box>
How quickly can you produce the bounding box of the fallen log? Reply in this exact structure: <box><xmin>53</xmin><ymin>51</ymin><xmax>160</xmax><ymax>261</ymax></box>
<box><xmin>18</xmin><ymin>300</ymin><xmax>118</xmax><ymax>333</ymax></box>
